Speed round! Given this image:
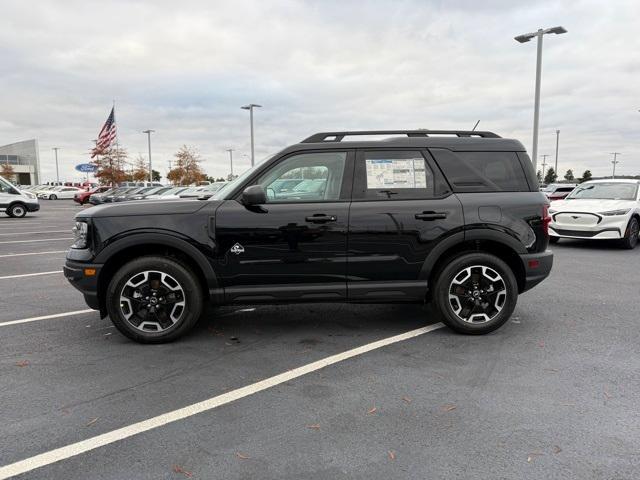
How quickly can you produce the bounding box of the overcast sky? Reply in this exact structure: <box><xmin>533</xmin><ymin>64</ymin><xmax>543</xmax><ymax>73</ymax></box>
<box><xmin>1</xmin><ymin>0</ymin><xmax>638</xmax><ymax>182</ymax></box>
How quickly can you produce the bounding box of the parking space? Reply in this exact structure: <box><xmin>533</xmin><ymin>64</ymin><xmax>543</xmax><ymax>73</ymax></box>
<box><xmin>0</xmin><ymin>201</ymin><xmax>638</xmax><ymax>479</ymax></box>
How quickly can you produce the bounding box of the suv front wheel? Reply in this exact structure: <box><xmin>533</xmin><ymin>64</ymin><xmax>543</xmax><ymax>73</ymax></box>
<box><xmin>433</xmin><ymin>252</ymin><xmax>518</xmax><ymax>335</ymax></box>
<box><xmin>106</xmin><ymin>256</ymin><xmax>203</xmax><ymax>343</ymax></box>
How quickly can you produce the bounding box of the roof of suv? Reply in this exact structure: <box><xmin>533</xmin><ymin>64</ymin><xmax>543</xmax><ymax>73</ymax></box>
<box><xmin>286</xmin><ymin>130</ymin><xmax>526</xmax><ymax>152</ymax></box>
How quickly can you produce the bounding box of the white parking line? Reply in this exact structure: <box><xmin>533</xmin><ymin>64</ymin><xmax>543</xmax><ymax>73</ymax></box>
<box><xmin>0</xmin><ymin>230</ymin><xmax>68</xmax><ymax>236</ymax></box>
<box><xmin>0</xmin><ymin>271</ymin><xmax>61</xmax><ymax>280</ymax></box>
<box><xmin>0</xmin><ymin>322</ymin><xmax>444</xmax><ymax>479</ymax></box>
<box><xmin>0</xmin><ymin>309</ymin><xmax>94</xmax><ymax>328</ymax></box>
<box><xmin>0</xmin><ymin>238</ymin><xmax>72</xmax><ymax>245</ymax></box>
<box><xmin>0</xmin><ymin>250</ymin><xmax>67</xmax><ymax>258</ymax></box>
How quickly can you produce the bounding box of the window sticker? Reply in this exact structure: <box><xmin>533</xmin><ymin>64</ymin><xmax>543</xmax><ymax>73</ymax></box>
<box><xmin>365</xmin><ymin>158</ymin><xmax>427</xmax><ymax>189</ymax></box>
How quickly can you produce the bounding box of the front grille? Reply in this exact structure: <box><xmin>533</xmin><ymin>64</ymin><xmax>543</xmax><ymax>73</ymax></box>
<box><xmin>551</xmin><ymin>227</ymin><xmax>620</xmax><ymax>238</ymax></box>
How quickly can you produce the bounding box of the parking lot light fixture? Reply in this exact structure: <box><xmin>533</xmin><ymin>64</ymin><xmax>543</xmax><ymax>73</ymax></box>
<box><xmin>515</xmin><ymin>26</ymin><xmax>568</xmax><ymax>172</ymax></box>
<box><xmin>241</xmin><ymin>104</ymin><xmax>262</xmax><ymax>167</ymax></box>
<box><xmin>142</xmin><ymin>130</ymin><xmax>155</xmax><ymax>182</ymax></box>
<box><xmin>52</xmin><ymin>147</ymin><xmax>60</xmax><ymax>183</ymax></box>
<box><xmin>610</xmin><ymin>152</ymin><xmax>621</xmax><ymax>178</ymax></box>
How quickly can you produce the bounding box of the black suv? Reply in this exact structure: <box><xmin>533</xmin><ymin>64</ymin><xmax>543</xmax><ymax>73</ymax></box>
<box><xmin>64</xmin><ymin>130</ymin><xmax>553</xmax><ymax>343</ymax></box>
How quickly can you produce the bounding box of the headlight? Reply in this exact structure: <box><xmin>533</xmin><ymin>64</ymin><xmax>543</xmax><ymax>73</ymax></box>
<box><xmin>599</xmin><ymin>209</ymin><xmax>631</xmax><ymax>216</ymax></box>
<box><xmin>71</xmin><ymin>221</ymin><xmax>89</xmax><ymax>249</ymax></box>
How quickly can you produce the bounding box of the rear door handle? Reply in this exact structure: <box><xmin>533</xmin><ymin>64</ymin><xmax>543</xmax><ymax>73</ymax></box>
<box><xmin>305</xmin><ymin>214</ymin><xmax>337</xmax><ymax>223</ymax></box>
<box><xmin>415</xmin><ymin>211</ymin><xmax>448</xmax><ymax>221</ymax></box>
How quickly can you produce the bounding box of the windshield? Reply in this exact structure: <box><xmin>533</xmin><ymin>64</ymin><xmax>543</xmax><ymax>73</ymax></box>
<box><xmin>567</xmin><ymin>182</ymin><xmax>638</xmax><ymax>201</ymax></box>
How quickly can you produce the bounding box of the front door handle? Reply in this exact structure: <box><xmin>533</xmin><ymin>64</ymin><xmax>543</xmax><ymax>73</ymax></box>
<box><xmin>305</xmin><ymin>214</ymin><xmax>337</xmax><ymax>224</ymax></box>
<box><xmin>415</xmin><ymin>211</ymin><xmax>448</xmax><ymax>221</ymax></box>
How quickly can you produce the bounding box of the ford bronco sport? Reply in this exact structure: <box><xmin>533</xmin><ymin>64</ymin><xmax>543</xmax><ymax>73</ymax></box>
<box><xmin>64</xmin><ymin>130</ymin><xmax>553</xmax><ymax>343</ymax></box>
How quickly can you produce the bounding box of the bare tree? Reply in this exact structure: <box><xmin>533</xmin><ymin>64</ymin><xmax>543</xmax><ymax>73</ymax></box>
<box><xmin>167</xmin><ymin>145</ymin><xmax>206</xmax><ymax>185</ymax></box>
<box><xmin>0</xmin><ymin>163</ymin><xmax>15</xmax><ymax>181</ymax></box>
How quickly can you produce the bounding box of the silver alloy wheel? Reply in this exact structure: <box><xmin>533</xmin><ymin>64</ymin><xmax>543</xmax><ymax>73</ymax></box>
<box><xmin>12</xmin><ymin>205</ymin><xmax>25</xmax><ymax>217</ymax></box>
<box><xmin>119</xmin><ymin>270</ymin><xmax>186</xmax><ymax>332</ymax></box>
<box><xmin>448</xmin><ymin>265</ymin><xmax>507</xmax><ymax>324</ymax></box>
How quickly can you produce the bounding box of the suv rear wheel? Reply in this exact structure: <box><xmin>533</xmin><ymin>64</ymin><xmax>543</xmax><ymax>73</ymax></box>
<box><xmin>433</xmin><ymin>252</ymin><xmax>518</xmax><ymax>335</ymax></box>
<box><xmin>106</xmin><ymin>256</ymin><xmax>203</xmax><ymax>343</ymax></box>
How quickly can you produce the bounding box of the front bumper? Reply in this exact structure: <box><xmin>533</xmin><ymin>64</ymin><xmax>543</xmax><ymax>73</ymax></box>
<box><xmin>26</xmin><ymin>202</ymin><xmax>40</xmax><ymax>212</ymax></box>
<box><xmin>549</xmin><ymin>213</ymin><xmax>629</xmax><ymax>240</ymax></box>
<box><xmin>63</xmin><ymin>259</ymin><xmax>103</xmax><ymax>311</ymax></box>
<box><xmin>519</xmin><ymin>250</ymin><xmax>553</xmax><ymax>292</ymax></box>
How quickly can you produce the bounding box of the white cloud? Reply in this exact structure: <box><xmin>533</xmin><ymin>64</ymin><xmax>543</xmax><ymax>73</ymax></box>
<box><xmin>0</xmin><ymin>0</ymin><xmax>638</xmax><ymax>182</ymax></box>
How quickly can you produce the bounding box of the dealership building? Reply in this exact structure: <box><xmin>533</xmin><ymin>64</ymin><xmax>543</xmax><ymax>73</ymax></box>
<box><xmin>0</xmin><ymin>139</ymin><xmax>41</xmax><ymax>185</ymax></box>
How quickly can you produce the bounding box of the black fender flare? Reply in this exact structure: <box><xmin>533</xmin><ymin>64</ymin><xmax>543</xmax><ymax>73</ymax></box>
<box><xmin>94</xmin><ymin>232</ymin><xmax>220</xmax><ymax>295</ymax></box>
<box><xmin>418</xmin><ymin>228</ymin><xmax>527</xmax><ymax>281</ymax></box>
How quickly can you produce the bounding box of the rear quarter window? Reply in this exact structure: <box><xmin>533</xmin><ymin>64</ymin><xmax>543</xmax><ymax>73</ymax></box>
<box><xmin>430</xmin><ymin>149</ymin><xmax>530</xmax><ymax>193</ymax></box>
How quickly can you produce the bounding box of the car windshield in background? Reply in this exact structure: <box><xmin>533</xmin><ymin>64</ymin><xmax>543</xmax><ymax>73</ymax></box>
<box><xmin>567</xmin><ymin>182</ymin><xmax>638</xmax><ymax>200</ymax></box>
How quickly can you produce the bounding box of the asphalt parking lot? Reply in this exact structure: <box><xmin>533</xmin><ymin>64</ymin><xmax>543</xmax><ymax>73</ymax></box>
<box><xmin>0</xmin><ymin>201</ymin><xmax>638</xmax><ymax>479</ymax></box>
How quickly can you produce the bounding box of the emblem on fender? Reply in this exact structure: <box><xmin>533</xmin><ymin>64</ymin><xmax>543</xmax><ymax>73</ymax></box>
<box><xmin>230</xmin><ymin>243</ymin><xmax>245</xmax><ymax>255</ymax></box>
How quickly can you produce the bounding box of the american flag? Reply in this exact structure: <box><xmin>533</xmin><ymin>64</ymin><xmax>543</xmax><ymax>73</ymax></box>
<box><xmin>91</xmin><ymin>107</ymin><xmax>117</xmax><ymax>157</ymax></box>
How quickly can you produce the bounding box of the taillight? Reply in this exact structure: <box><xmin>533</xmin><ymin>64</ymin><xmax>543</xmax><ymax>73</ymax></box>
<box><xmin>542</xmin><ymin>205</ymin><xmax>551</xmax><ymax>236</ymax></box>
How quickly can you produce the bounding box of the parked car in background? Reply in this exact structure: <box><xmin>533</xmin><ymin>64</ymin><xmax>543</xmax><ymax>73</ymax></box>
<box><xmin>197</xmin><ymin>182</ymin><xmax>227</xmax><ymax>200</ymax></box>
<box><xmin>89</xmin><ymin>187</ymin><xmax>131</xmax><ymax>205</ymax></box>
<box><xmin>74</xmin><ymin>186</ymin><xmax>111</xmax><ymax>205</ymax></box>
<box><xmin>549</xmin><ymin>179</ymin><xmax>640</xmax><ymax>248</ymax></box>
<box><xmin>126</xmin><ymin>186</ymin><xmax>172</xmax><ymax>201</ymax></box>
<box><xmin>542</xmin><ymin>183</ymin><xmax>577</xmax><ymax>201</ymax></box>
<box><xmin>37</xmin><ymin>186</ymin><xmax>84</xmax><ymax>200</ymax></box>
<box><xmin>0</xmin><ymin>175</ymin><xmax>40</xmax><ymax>217</ymax></box>
<box><xmin>143</xmin><ymin>187</ymin><xmax>189</xmax><ymax>200</ymax></box>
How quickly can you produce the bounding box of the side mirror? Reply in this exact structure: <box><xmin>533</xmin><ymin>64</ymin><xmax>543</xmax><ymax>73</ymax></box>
<box><xmin>241</xmin><ymin>185</ymin><xmax>267</xmax><ymax>206</ymax></box>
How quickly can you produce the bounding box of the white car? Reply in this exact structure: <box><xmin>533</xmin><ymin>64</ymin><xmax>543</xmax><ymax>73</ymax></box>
<box><xmin>549</xmin><ymin>179</ymin><xmax>640</xmax><ymax>249</ymax></box>
<box><xmin>37</xmin><ymin>186</ymin><xmax>84</xmax><ymax>200</ymax></box>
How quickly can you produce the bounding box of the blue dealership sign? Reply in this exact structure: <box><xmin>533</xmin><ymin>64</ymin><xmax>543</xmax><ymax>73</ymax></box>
<box><xmin>75</xmin><ymin>163</ymin><xmax>97</xmax><ymax>173</ymax></box>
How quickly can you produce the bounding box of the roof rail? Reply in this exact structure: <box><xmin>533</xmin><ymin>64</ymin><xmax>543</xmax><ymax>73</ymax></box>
<box><xmin>301</xmin><ymin>130</ymin><xmax>501</xmax><ymax>143</ymax></box>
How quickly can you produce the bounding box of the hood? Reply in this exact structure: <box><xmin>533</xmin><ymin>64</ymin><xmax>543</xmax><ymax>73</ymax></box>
<box><xmin>77</xmin><ymin>198</ymin><xmax>220</xmax><ymax>218</ymax></box>
<box><xmin>550</xmin><ymin>198</ymin><xmax>636</xmax><ymax>213</ymax></box>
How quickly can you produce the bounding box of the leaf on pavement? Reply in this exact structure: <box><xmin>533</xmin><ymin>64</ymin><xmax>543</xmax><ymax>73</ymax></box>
<box><xmin>388</xmin><ymin>450</ymin><xmax>396</xmax><ymax>460</ymax></box>
<box><xmin>402</xmin><ymin>396</ymin><xmax>412</xmax><ymax>404</ymax></box>
<box><xmin>553</xmin><ymin>445</ymin><xmax>562</xmax><ymax>454</ymax></box>
<box><xmin>538</xmin><ymin>341</ymin><xmax>545</xmax><ymax>348</ymax></box>
<box><xmin>306</xmin><ymin>424</ymin><xmax>320</xmax><ymax>430</ymax></box>
<box><xmin>604</xmin><ymin>389</ymin><xmax>612</xmax><ymax>399</ymax></box>
<box><xmin>15</xmin><ymin>360</ymin><xmax>29</xmax><ymax>367</ymax></box>
<box><xmin>236</xmin><ymin>452</ymin><xmax>250</xmax><ymax>460</ymax></box>
<box><xmin>367</xmin><ymin>407</ymin><xmax>377</xmax><ymax>414</ymax></box>
<box><xmin>85</xmin><ymin>417</ymin><xmax>99</xmax><ymax>427</ymax></box>
<box><xmin>441</xmin><ymin>404</ymin><xmax>457</xmax><ymax>412</ymax></box>
<box><xmin>527</xmin><ymin>452</ymin><xmax>544</xmax><ymax>463</ymax></box>
<box><xmin>172</xmin><ymin>465</ymin><xmax>193</xmax><ymax>477</ymax></box>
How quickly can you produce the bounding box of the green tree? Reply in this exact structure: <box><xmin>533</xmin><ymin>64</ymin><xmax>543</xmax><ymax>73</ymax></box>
<box><xmin>580</xmin><ymin>170</ymin><xmax>592</xmax><ymax>183</ymax></box>
<box><xmin>544</xmin><ymin>167</ymin><xmax>557</xmax><ymax>185</ymax></box>
<box><xmin>152</xmin><ymin>169</ymin><xmax>161</xmax><ymax>182</ymax></box>
<box><xmin>564</xmin><ymin>169</ymin><xmax>575</xmax><ymax>182</ymax></box>
<box><xmin>536</xmin><ymin>170</ymin><xmax>542</xmax><ymax>183</ymax></box>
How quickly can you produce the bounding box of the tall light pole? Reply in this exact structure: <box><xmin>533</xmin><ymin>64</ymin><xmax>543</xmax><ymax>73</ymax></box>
<box><xmin>142</xmin><ymin>130</ymin><xmax>155</xmax><ymax>182</ymax></box>
<box><xmin>610</xmin><ymin>152</ymin><xmax>621</xmax><ymax>178</ymax></box>
<box><xmin>226</xmin><ymin>148</ymin><xmax>234</xmax><ymax>177</ymax></box>
<box><xmin>515</xmin><ymin>26</ymin><xmax>567</xmax><ymax>171</ymax></box>
<box><xmin>554</xmin><ymin>129</ymin><xmax>560</xmax><ymax>175</ymax></box>
<box><xmin>52</xmin><ymin>147</ymin><xmax>60</xmax><ymax>184</ymax></box>
<box><xmin>241</xmin><ymin>103</ymin><xmax>262</xmax><ymax>167</ymax></box>
<box><xmin>541</xmin><ymin>154</ymin><xmax>549</xmax><ymax>181</ymax></box>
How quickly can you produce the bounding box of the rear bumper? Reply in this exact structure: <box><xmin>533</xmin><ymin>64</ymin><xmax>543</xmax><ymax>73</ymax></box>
<box><xmin>519</xmin><ymin>250</ymin><xmax>553</xmax><ymax>292</ymax></box>
<box><xmin>63</xmin><ymin>259</ymin><xmax>103</xmax><ymax>311</ymax></box>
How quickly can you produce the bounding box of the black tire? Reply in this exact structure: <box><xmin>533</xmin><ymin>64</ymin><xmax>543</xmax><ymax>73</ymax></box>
<box><xmin>549</xmin><ymin>236</ymin><xmax>559</xmax><ymax>244</ymax></box>
<box><xmin>106</xmin><ymin>256</ymin><xmax>203</xmax><ymax>343</ymax></box>
<box><xmin>49</xmin><ymin>194</ymin><xmax>57</xmax><ymax>200</ymax></box>
<box><xmin>433</xmin><ymin>252</ymin><xmax>518</xmax><ymax>335</ymax></box>
<box><xmin>7</xmin><ymin>203</ymin><xmax>27</xmax><ymax>218</ymax></box>
<box><xmin>619</xmin><ymin>217</ymin><xmax>639</xmax><ymax>250</ymax></box>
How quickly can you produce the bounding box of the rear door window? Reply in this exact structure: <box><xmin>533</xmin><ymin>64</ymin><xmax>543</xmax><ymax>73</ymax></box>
<box><xmin>430</xmin><ymin>149</ymin><xmax>530</xmax><ymax>192</ymax></box>
<box><xmin>353</xmin><ymin>150</ymin><xmax>450</xmax><ymax>200</ymax></box>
